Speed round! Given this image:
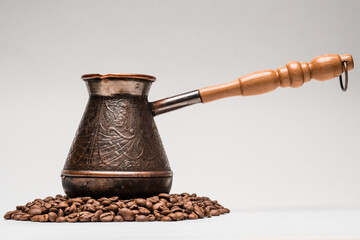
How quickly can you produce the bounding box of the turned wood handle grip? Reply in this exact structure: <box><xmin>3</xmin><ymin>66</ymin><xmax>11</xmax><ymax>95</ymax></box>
<box><xmin>199</xmin><ymin>54</ymin><xmax>354</xmax><ymax>103</ymax></box>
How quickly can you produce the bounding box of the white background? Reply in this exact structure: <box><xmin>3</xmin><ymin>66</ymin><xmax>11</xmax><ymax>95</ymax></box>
<box><xmin>1</xmin><ymin>0</ymin><xmax>360</xmax><ymax>239</ymax></box>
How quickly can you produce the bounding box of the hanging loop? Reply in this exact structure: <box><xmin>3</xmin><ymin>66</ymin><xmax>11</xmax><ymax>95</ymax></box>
<box><xmin>339</xmin><ymin>61</ymin><xmax>349</xmax><ymax>92</ymax></box>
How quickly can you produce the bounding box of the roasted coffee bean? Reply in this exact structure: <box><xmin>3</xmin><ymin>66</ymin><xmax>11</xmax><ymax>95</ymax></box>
<box><xmin>204</xmin><ymin>206</ymin><xmax>211</xmax><ymax>216</ymax></box>
<box><xmin>148</xmin><ymin>214</ymin><xmax>156</xmax><ymax>221</ymax></box>
<box><xmin>194</xmin><ymin>205</ymin><xmax>205</xmax><ymax>218</ymax></box>
<box><xmin>79</xmin><ymin>211</ymin><xmax>94</xmax><ymax>222</ymax></box>
<box><xmin>95</xmin><ymin>205</ymin><xmax>106</xmax><ymax>211</ymax></box>
<box><xmin>4</xmin><ymin>210</ymin><xmax>18</xmax><ymax>219</ymax></box>
<box><xmin>159</xmin><ymin>193</ymin><xmax>171</xmax><ymax>199</ymax></box>
<box><xmin>161</xmin><ymin>216</ymin><xmax>172</xmax><ymax>221</ymax></box>
<box><xmin>31</xmin><ymin>214</ymin><xmax>49</xmax><ymax>222</ymax></box>
<box><xmin>118</xmin><ymin>208</ymin><xmax>135</xmax><ymax>221</ymax></box>
<box><xmin>105</xmin><ymin>204</ymin><xmax>118</xmax><ymax>213</ymax></box>
<box><xmin>210</xmin><ymin>209</ymin><xmax>220</xmax><ymax>216</ymax></box>
<box><xmin>145</xmin><ymin>201</ymin><xmax>153</xmax><ymax>211</ymax></box>
<box><xmin>101</xmin><ymin>200</ymin><xmax>112</xmax><ymax>206</ymax></box>
<box><xmin>135</xmin><ymin>215</ymin><xmax>149</xmax><ymax>222</ymax></box>
<box><xmin>58</xmin><ymin>209</ymin><xmax>64</xmax><ymax>217</ymax></box>
<box><xmin>139</xmin><ymin>207</ymin><xmax>151</xmax><ymax>215</ymax></box>
<box><xmin>18</xmin><ymin>214</ymin><xmax>31</xmax><ymax>221</ymax></box>
<box><xmin>135</xmin><ymin>198</ymin><xmax>146</xmax><ymax>207</ymax></box>
<box><xmin>48</xmin><ymin>212</ymin><xmax>58</xmax><ymax>222</ymax></box>
<box><xmin>69</xmin><ymin>204</ymin><xmax>77</xmax><ymax>213</ymax></box>
<box><xmin>49</xmin><ymin>207</ymin><xmax>58</xmax><ymax>213</ymax></box>
<box><xmin>126</xmin><ymin>201</ymin><xmax>137</xmax><ymax>209</ymax></box>
<box><xmin>44</xmin><ymin>197</ymin><xmax>54</xmax><ymax>202</ymax></box>
<box><xmin>44</xmin><ymin>203</ymin><xmax>52</xmax><ymax>209</ymax></box>
<box><xmin>109</xmin><ymin>196</ymin><xmax>119</xmax><ymax>202</ymax></box>
<box><xmin>68</xmin><ymin>198</ymin><xmax>83</xmax><ymax>205</ymax></box>
<box><xmin>153</xmin><ymin>202</ymin><xmax>164</xmax><ymax>211</ymax></box>
<box><xmin>161</xmin><ymin>209</ymin><xmax>171</xmax><ymax>215</ymax></box>
<box><xmin>173</xmin><ymin>212</ymin><xmax>184</xmax><ymax>221</ymax></box>
<box><xmin>56</xmin><ymin>217</ymin><xmax>66</xmax><ymax>223</ymax></box>
<box><xmin>29</xmin><ymin>207</ymin><xmax>42</xmax><ymax>216</ymax></box>
<box><xmin>58</xmin><ymin>201</ymin><xmax>69</xmax><ymax>209</ymax></box>
<box><xmin>171</xmin><ymin>206</ymin><xmax>182</xmax><ymax>213</ymax></box>
<box><xmin>12</xmin><ymin>213</ymin><xmax>23</xmax><ymax>220</ymax></box>
<box><xmin>16</xmin><ymin>206</ymin><xmax>25</xmax><ymax>211</ymax></box>
<box><xmin>91</xmin><ymin>210</ymin><xmax>103</xmax><ymax>222</ymax></box>
<box><xmin>113</xmin><ymin>215</ymin><xmax>124</xmax><ymax>222</ymax></box>
<box><xmin>66</xmin><ymin>213</ymin><xmax>79</xmax><ymax>222</ymax></box>
<box><xmin>100</xmin><ymin>212</ymin><xmax>114</xmax><ymax>222</ymax></box>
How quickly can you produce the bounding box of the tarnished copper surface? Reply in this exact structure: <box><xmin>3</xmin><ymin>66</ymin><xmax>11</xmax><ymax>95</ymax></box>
<box><xmin>62</xmin><ymin>75</ymin><xmax>171</xmax><ymax>198</ymax></box>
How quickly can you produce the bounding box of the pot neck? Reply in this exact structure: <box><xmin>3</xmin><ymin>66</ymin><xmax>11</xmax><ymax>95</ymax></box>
<box><xmin>85</xmin><ymin>79</ymin><xmax>152</xmax><ymax>97</ymax></box>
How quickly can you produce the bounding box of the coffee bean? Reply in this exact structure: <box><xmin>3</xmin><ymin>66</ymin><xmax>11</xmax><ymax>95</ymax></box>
<box><xmin>118</xmin><ymin>208</ymin><xmax>135</xmax><ymax>221</ymax></box>
<box><xmin>105</xmin><ymin>204</ymin><xmax>118</xmax><ymax>213</ymax></box>
<box><xmin>113</xmin><ymin>215</ymin><xmax>124</xmax><ymax>222</ymax></box>
<box><xmin>58</xmin><ymin>209</ymin><xmax>64</xmax><ymax>217</ymax></box>
<box><xmin>44</xmin><ymin>203</ymin><xmax>52</xmax><ymax>209</ymax></box>
<box><xmin>148</xmin><ymin>214</ymin><xmax>156</xmax><ymax>221</ymax></box>
<box><xmin>79</xmin><ymin>211</ymin><xmax>94</xmax><ymax>222</ymax></box>
<box><xmin>194</xmin><ymin>205</ymin><xmax>205</xmax><ymax>218</ymax></box>
<box><xmin>139</xmin><ymin>207</ymin><xmax>151</xmax><ymax>215</ymax></box>
<box><xmin>161</xmin><ymin>216</ymin><xmax>172</xmax><ymax>221</ymax></box>
<box><xmin>31</xmin><ymin>215</ymin><xmax>41</xmax><ymax>222</ymax></box>
<box><xmin>153</xmin><ymin>202</ymin><xmax>164</xmax><ymax>211</ymax></box>
<box><xmin>29</xmin><ymin>207</ymin><xmax>42</xmax><ymax>216</ymax></box>
<box><xmin>69</xmin><ymin>204</ymin><xmax>77</xmax><ymax>213</ymax></box>
<box><xmin>68</xmin><ymin>198</ymin><xmax>83</xmax><ymax>205</ymax></box>
<box><xmin>18</xmin><ymin>214</ymin><xmax>31</xmax><ymax>221</ymax></box>
<box><xmin>58</xmin><ymin>202</ymin><xmax>69</xmax><ymax>209</ymax></box>
<box><xmin>161</xmin><ymin>209</ymin><xmax>171</xmax><ymax>215</ymax></box>
<box><xmin>159</xmin><ymin>193</ymin><xmax>171</xmax><ymax>199</ymax></box>
<box><xmin>49</xmin><ymin>207</ymin><xmax>58</xmax><ymax>213</ymax></box>
<box><xmin>56</xmin><ymin>217</ymin><xmax>66</xmax><ymax>223</ymax></box>
<box><xmin>101</xmin><ymin>200</ymin><xmax>112</xmax><ymax>206</ymax></box>
<box><xmin>65</xmin><ymin>213</ymin><xmax>79</xmax><ymax>222</ymax></box>
<box><xmin>171</xmin><ymin>206</ymin><xmax>182</xmax><ymax>213</ymax></box>
<box><xmin>100</xmin><ymin>212</ymin><xmax>114</xmax><ymax>222</ymax></box>
<box><xmin>91</xmin><ymin>210</ymin><xmax>103</xmax><ymax>222</ymax></box>
<box><xmin>12</xmin><ymin>213</ymin><xmax>22</xmax><ymax>220</ymax></box>
<box><xmin>44</xmin><ymin>197</ymin><xmax>54</xmax><ymax>202</ymax></box>
<box><xmin>109</xmin><ymin>196</ymin><xmax>119</xmax><ymax>202</ymax></box>
<box><xmin>135</xmin><ymin>198</ymin><xmax>146</xmax><ymax>207</ymax></box>
<box><xmin>210</xmin><ymin>209</ymin><xmax>220</xmax><ymax>216</ymax></box>
<box><xmin>135</xmin><ymin>215</ymin><xmax>149</xmax><ymax>222</ymax></box>
<box><xmin>48</xmin><ymin>212</ymin><xmax>58</xmax><ymax>222</ymax></box>
<box><xmin>145</xmin><ymin>201</ymin><xmax>153</xmax><ymax>211</ymax></box>
<box><xmin>173</xmin><ymin>212</ymin><xmax>184</xmax><ymax>221</ymax></box>
<box><xmin>16</xmin><ymin>206</ymin><xmax>24</xmax><ymax>211</ymax></box>
<box><xmin>4</xmin><ymin>210</ymin><xmax>17</xmax><ymax>219</ymax></box>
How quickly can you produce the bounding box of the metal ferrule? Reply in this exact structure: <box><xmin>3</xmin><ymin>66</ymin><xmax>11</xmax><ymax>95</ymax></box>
<box><xmin>150</xmin><ymin>90</ymin><xmax>202</xmax><ymax>116</ymax></box>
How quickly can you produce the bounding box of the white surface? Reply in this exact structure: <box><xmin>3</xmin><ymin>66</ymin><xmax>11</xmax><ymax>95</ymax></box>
<box><xmin>1</xmin><ymin>0</ymin><xmax>360</xmax><ymax>235</ymax></box>
<box><xmin>1</xmin><ymin>210</ymin><xmax>360</xmax><ymax>240</ymax></box>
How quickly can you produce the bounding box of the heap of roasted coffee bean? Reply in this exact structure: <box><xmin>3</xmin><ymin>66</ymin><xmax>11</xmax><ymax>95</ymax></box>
<box><xmin>4</xmin><ymin>193</ymin><xmax>230</xmax><ymax>222</ymax></box>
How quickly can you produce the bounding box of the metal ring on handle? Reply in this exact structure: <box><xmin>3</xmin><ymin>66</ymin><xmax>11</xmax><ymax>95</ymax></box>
<box><xmin>339</xmin><ymin>61</ymin><xmax>348</xmax><ymax>92</ymax></box>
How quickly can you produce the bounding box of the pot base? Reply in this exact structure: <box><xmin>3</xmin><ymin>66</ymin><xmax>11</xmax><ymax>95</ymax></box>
<box><xmin>61</xmin><ymin>175</ymin><xmax>173</xmax><ymax>198</ymax></box>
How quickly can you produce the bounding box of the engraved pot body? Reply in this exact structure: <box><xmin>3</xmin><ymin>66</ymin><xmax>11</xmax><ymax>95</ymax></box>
<box><xmin>61</xmin><ymin>74</ymin><xmax>172</xmax><ymax>198</ymax></box>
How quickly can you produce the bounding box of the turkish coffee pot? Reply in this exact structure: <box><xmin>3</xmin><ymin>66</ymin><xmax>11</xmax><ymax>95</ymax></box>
<box><xmin>62</xmin><ymin>54</ymin><xmax>354</xmax><ymax>198</ymax></box>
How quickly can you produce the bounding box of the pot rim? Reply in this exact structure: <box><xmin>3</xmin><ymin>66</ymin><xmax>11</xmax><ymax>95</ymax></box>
<box><xmin>82</xmin><ymin>73</ymin><xmax>156</xmax><ymax>82</ymax></box>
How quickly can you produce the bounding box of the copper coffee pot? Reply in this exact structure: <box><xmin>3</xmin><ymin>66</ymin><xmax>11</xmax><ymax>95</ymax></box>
<box><xmin>62</xmin><ymin>54</ymin><xmax>354</xmax><ymax>198</ymax></box>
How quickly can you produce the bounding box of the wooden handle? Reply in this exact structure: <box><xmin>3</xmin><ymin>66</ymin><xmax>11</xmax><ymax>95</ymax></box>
<box><xmin>199</xmin><ymin>54</ymin><xmax>354</xmax><ymax>103</ymax></box>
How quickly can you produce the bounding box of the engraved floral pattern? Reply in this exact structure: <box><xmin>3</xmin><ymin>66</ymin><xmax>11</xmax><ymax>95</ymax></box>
<box><xmin>64</xmin><ymin>96</ymin><xmax>170</xmax><ymax>171</ymax></box>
